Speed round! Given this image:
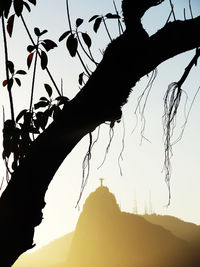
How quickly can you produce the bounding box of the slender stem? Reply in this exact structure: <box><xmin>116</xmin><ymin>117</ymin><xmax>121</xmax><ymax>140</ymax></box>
<box><xmin>113</xmin><ymin>0</ymin><xmax>124</xmax><ymax>35</ymax></box>
<box><xmin>66</xmin><ymin>1</ymin><xmax>91</xmax><ymax>76</ymax></box>
<box><xmin>102</xmin><ymin>16</ymin><xmax>112</xmax><ymax>42</ymax></box>
<box><xmin>21</xmin><ymin>15</ymin><xmax>61</xmax><ymax>96</ymax></box>
<box><xmin>76</xmin><ymin>30</ymin><xmax>97</xmax><ymax>65</ymax></box>
<box><xmin>1</xmin><ymin>16</ymin><xmax>15</xmax><ymax>122</ymax></box>
<box><xmin>77</xmin><ymin>51</ymin><xmax>91</xmax><ymax>77</ymax></box>
<box><xmin>29</xmin><ymin>39</ymin><xmax>39</xmax><ymax>111</ymax></box>
<box><xmin>169</xmin><ymin>0</ymin><xmax>176</xmax><ymax>21</ymax></box>
<box><xmin>66</xmin><ymin>0</ymin><xmax>72</xmax><ymax>32</ymax></box>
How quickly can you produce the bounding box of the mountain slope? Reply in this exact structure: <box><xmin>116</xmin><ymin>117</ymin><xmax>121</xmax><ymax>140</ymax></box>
<box><xmin>13</xmin><ymin>186</ymin><xmax>200</xmax><ymax>267</ymax></box>
<box><xmin>66</xmin><ymin>186</ymin><xmax>198</xmax><ymax>267</ymax></box>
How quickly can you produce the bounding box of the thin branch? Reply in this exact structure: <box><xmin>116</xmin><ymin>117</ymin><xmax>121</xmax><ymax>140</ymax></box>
<box><xmin>29</xmin><ymin>39</ymin><xmax>39</xmax><ymax>111</ymax></box>
<box><xmin>169</xmin><ymin>0</ymin><xmax>176</xmax><ymax>21</ymax></box>
<box><xmin>1</xmin><ymin>16</ymin><xmax>15</xmax><ymax>121</ymax></box>
<box><xmin>102</xmin><ymin>16</ymin><xmax>113</xmax><ymax>42</ymax></box>
<box><xmin>113</xmin><ymin>0</ymin><xmax>124</xmax><ymax>35</ymax></box>
<box><xmin>189</xmin><ymin>0</ymin><xmax>193</xmax><ymax>19</ymax></box>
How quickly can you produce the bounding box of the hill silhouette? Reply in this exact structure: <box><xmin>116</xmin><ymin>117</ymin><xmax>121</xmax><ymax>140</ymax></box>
<box><xmin>12</xmin><ymin>232</ymin><xmax>73</xmax><ymax>267</ymax></box>
<box><xmin>13</xmin><ymin>186</ymin><xmax>200</xmax><ymax>267</ymax></box>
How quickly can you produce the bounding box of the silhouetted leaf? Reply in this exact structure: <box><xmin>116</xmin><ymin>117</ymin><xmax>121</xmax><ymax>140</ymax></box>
<box><xmin>93</xmin><ymin>17</ymin><xmax>102</xmax><ymax>33</ymax></box>
<box><xmin>34</xmin><ymin>101</ymin><xmax>49</xmax><ymax>109</ymax></box>
<box><xmin>28</xmin><ymin>0</ymin><xmax>36</xmax><ymax>5</ymax></box>
<box><xmin>27</xmin><ymin>52</ymin><xmax>34</xmax><ymax>69</ymax></box>
<box><xmin>81</xmin><ymin>33</ymin><xmax>92</xmax><ymax>48</ymax></box>
<box><xmin>105</xmin><ymin>13</ymin><xmax>120</xmax><ymax>19</ymax></box>
<box><xmin>89</xmin><ymin>15</ymin><xmax>99</xmax><ymax>22</ymax></box>
<box><xmin>7</xmin><ymin>14</ymin><xmax>15</xmax><ymax>37</ymax></box>
<box><xmin>66</xmin><ymin>34</ymin><xmax>78</xmax><ymax>57</ymax></box>
<box><xmin>27</xmin><ymin>45</ymin><xmax>35</xmax><ymax>53</ymax></box>
<box><xmin>16</xmin><ymin>109</ymin><xmax>27</xmax><ymax>122</ymax></box>
<box><xmin>4</xmin><ymin>0</ymin><xmax>12</xmax><ymax>18</ymax></box>
<box><xmin>40</xmin><ymin>29</ymin><xmax>48</xmax><ymax>36</ymax></box>
<box><xmin>76</xmin><ymin>18</ymin><xmax>83</xmax><ymax>27</ymax></box>
<box><xmin>41</xmin><ymin>39</ymin><xmax>57</xmax><ymax>52</ymax></box>
<box><xmin>7</xmin><ymin>61</ymin><xmax>14</xmax><ymax>74</ymax></box>
<box><xmin>23</xmin><ymin>2</ymin><xmax>31</xmax><ymax>12</ymax></box>
<box><xmin>55</xmin><ymin>96</ymin><xmax>69</xmax><ymax>105</ymax></box>
<box><xmin>3</xmin><ymin>80</ymin><xmax>8</xmax><ymax>87</ymax></box>
<box><xmin>34</xmin><ymin>27</ymin><xmax>40</xmax><ymax>36</ymax></box>
<box><xmin>39</xmin><ymin>96</ymin><xmax>49</xmax><ymax>102</ymax></box>
<box><xmin>35</xmin><ymin>111</ymin><xmax>48</xmax><ymax>130</ymax></box>
<box><xmin>13</xmin><ymin>0</ymin><xmax>23</xmax><ymax>16</ymax></box>
<box><xmin>59</xmin><ymin>31</ymin><xmax>71</xmax><ymax>42</ymax></box>
<box><xmin>44</xmin><ymin>83</ymin><xmax>52</xmax><ymax>97</ymax></box>
<box><xmin>78</xmin><ymin>72</ymin><xmax>84</xmax><ymax>85</ymax></box>
<box><xmin>15</xmin><ymin>77</ymin><xmax>21</xmax><ymax>86</ymax></box>
<box><xmin>40</xmin><ymin>50</ymin><xmax>48</xmax><ymax>69</ymax></box>
<box><xmin>16</xmin><ymin>70</ymin><xmax>27</xmax><ymax>75</ymax></box>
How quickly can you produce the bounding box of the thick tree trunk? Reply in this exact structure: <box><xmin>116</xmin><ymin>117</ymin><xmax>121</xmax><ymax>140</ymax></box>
<box><xmin>1</xmin><ymin>3</ymin><xmax>200</xmax><ymax>265</ymax></box>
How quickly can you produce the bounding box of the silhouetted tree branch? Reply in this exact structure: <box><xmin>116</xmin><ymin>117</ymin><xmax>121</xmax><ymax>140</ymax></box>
<box><xmin>1</xmin><ymin>0</ymin><xmax>200</xmax><ymax>266</ymax></box>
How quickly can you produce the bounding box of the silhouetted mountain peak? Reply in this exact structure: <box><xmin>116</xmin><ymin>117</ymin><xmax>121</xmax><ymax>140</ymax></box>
<box><xmin>82</xmin><ymin>185</ymin><xmax>120</xmax><ymax>216</ymax></box>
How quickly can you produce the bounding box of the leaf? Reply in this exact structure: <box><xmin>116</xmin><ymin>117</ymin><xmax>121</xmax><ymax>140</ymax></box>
<box><xmin>55</xmin><ymin>96</ymin><xmax>69</xmax><ymax>105</ymax></box>
<box><xmin>15</xmin><ymin>77</ymin><xmax>21</xmax><ymax>86</ymax></box>
<box><xmin>4</xmin><ymin>0</ymin><xmax>12</xmax><ymax>18</ymax></box>
<box><xmin>76</xmin><ymin>18</ymin><xmax>83</xmax><ymax>27</ymax></box>
<box><xmin>23</xmin><ymin>2</ymin><xmax>31</xmax><ymax>12</ymax></box>
<box><xmin>7</xmin><ymin>14</ymin><xmax>15</xmax><ymax>37</ymax></box>
<box><xmin>44</xmin><ymin>83</ymin><xmax>52</xmax><ymax>97</ymax></box>
<box><xmin>78</xmin><ymin>72</ymin><xmax>84</xmax><ymax>85</ymax></box>
<box><xmin>81</xmin><ymin>33</ymin><xmax>92</xmax><ymax>48</ymax></box>
<box><xmin>34</xmin><ymin>27</ymin><xmax>40</xmax><ymax>36</ymax></box>
<box><xmin>27</xmin><ymin>52</ymin><xmax>34</xmax><ymax>69</ymax></box>
<box><xmin>27</xmin><ymin>45</ymin><xmax>35</xmax><ymax>53</ymax></box>
<box><xmin>59</xmin><ymin>31</ymin><xmax>71</xmax><ymax>42</ymax></box>
<box><xmin>39</xmin><ymin>96</ymin><xmax>49</xmax><ymax>102</ymax></box>
<box><xmin>105</xmin><ymin>13</ymin><xmax>120</xmax><ymax>19</ymax></box>
<box><xmin>40</xmin><ymin>29</ymin><xmax>48</xmax><ymax>36</ymax></box>
<box><xmin>40</xmin><ymin>50</ymin><xmax>48</xmax><ymax>69</ymax></box>
<box><xmin>89</xmin><ymin>15</ymin><xmax>99</xmax><ymax>22</ymax></box>
<box><xmin>16</xmin><ymin>70</ymin><xmax>27</xmax><ymax>75</ymax></box>
<box><xmin>3</xmin><ymin>80</ymin><xmax>8</xmax><ymax>87</ymax></box>
<box><xmin>34</xmin><ymin>101</ymin><xmax>49</xmax><ymax>109</ymax></box>
<box><xmin>93</xmin><ymin>17</ymin><xmax>102</xmax><ymax>33</ymax></box>
<box><xmin>13</xmin><ymin>0</ymin><xmax>24</xmax><ymax>16</ymax></box>
<box><xmin>66</xmin><ymin>34</ymin><xmax>78</xmax><ymax>57</ymax></box>
<box><xmin>41</xmin><ymin>39</ymin><xmax>57</xmax><ymax>52</ymax></box>
<box><xmin>16</xmin><ymin>109</ymin><xmax>27</xmax><ymax>122</ymax></box>
<box><xmin>28</xmin><ymin>0</ymin><xmax>36</xmax><ymax>5</ymax></box>
<box><xmin>7</xmin><ymin>60</ymin><xmax>14</xmax><ymax>74</ymax></box>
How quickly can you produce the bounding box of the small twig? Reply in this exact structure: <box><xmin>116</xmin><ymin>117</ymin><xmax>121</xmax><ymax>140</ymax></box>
<box><xmin>169</xmin><ymin>0</ymin><xmax>176</xmax><ymax>21</ymax></box>
<box><xmin>113</xmin><ymin>0</ymin><xmax>124</xmax><ymax>35</ymax></box>
<box><xmin>29</xmin><ymin>38</ymin><xmax>39</xmax><ymax>111</ymax></box>
<box><xmin>102</xmin><ymin>16</ymin><xmax>113</xmax><ymax>42</ymax></box>
<box><xmin>76</xmin><ymin>30</ymin><xmax>97</xmax><ymax>65</ymax></box>
<box><xmin>189</xmin><ymin>0</ymin><xmax>193</xmax><ymax>19</ymax></box>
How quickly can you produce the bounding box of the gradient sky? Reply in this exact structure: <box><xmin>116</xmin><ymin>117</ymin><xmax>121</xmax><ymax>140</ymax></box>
<box><xmin>1</xmin><ymin>0</ymin><xmax>200</xmax><ymax>250</ymax></box>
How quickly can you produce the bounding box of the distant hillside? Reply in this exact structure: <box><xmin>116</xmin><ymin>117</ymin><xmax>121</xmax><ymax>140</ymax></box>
<box><xmin>142</xmin><ymin>214</ymin><xmax>200</xmax><ymax>250</ymax></box>
<box><xmin>13</xmin><ymin>186</ymin><xmax>200</xmax><ymax>267</ymax></box>
<box><xmin>12</xmin><ymin>232</ymin><xmax>73</xmax><ymax>267</ymax></box>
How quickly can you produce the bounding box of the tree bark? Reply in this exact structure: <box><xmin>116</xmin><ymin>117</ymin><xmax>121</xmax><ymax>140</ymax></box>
<box><xmin>1</xmin><ymin>3</ymin><xmax>200</xmax><ymax>266</ymax></box>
